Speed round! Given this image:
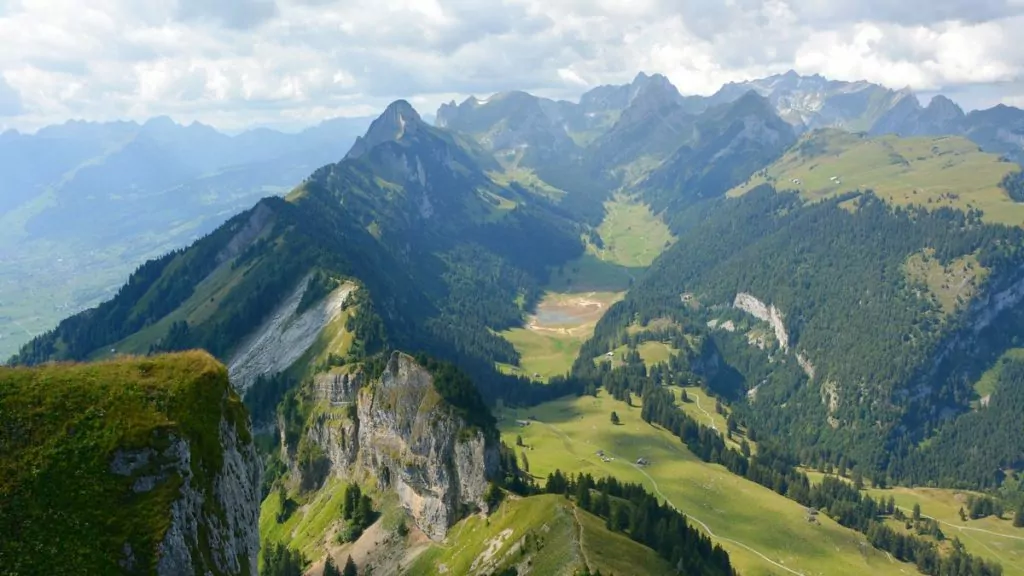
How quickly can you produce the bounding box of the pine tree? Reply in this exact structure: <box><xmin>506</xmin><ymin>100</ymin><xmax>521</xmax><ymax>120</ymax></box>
<box><xmin>912</xmin><ymin>503</ymin><xmax>921</xmax><ymax>522</ymax></box>
<box><xmin>576</xmin><ymin>479</ymin><xmax>592</xmax><ymax>511</ymax></box>
<box><xmin>516</xmin><ymin>434</ymin><xmax>523</xmax><ymax>447</ymax></box>
<box><xmin>341</xmin><ymin>483</ymin><xmax>362</xmax><ymax>521</ymax></box>
<box><xmin>1014</xmin><ymin>504</ymin><xmax>1024</xmax><ymax>527</ymax></box>
<box><xmin>355</xmin><ymin>495</ymin><xmax>373</xmax><ymax>529</ymax></box>
<box><xmin>610</xmin><ymin>411</ymin><xmax>620</xmax><ymax>425</ymax></box>
<box><xmin>959</xmin><ymin>506</ymin><xmax>968</xmax><ymax>522</ymax></box>
<box><xmin>520</xmin><ymin>450</ymin><xmax>530</xmax><ymax>473</ymax></box>
<box><xmin>343</xmin><ymin>555</ymin><xmax>357</xmax><ymax>576</ymax></box>
<box><xmin>324</xmin><ymin>556</ymin><xmax>341</xmax><ymax>576</ymax></box>
<box><xmin>485</xmin><ymin>481</ymin><xmax>503</xmax><ymax>509</ymax></box>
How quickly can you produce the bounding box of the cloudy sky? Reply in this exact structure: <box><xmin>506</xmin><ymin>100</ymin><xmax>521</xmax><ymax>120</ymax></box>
<box><xmin>2</xmin><ymin>0</ymin><xmax>1024</xmax><ymax>132</ymax></box>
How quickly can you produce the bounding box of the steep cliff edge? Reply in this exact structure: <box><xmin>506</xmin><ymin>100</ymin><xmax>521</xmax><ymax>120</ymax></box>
<box><xmin>291</xmin><ymin>352</ymin><xmax>500</xmax><ymax>541</ymax></box>
<box><xmin>0</xmin><ymin>351</ymin><xmax>262</xmax><ymax>576</ymax></box>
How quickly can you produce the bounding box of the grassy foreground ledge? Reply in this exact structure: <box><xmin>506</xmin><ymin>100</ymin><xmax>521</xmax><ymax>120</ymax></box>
<box><xmin>0</xmin><ymin>351</ymin><xmax>251</xmax><ymax>575</ymax></box>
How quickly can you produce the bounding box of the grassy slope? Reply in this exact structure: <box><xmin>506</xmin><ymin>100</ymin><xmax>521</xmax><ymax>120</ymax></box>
<box><xmin>488</xmin><ymin>167</ymin><xmax>567</xmax><ymax>201</ymax></box>
<box><xmin>903</xmin><ymin>250</ymin><xmax>988</xmax><ymax>317</ymax></box>
<box><xmin>500</xmin><ymin>391</ymin><xmax>913</xmax><ymax>576</ymax></box>
<box><xmin>408</xmin><ymin>493</ymin><xmax>674</xmax><ymax>576</ymax></box>
<box><xmin>864</xmin><ymin>487</ymin><xmax>1024</xmax><ymax>575</ymax></box>
<box><xmin>729</xmin><ymin>130</ymin><xmax>1023</xmax><ymax>226</ymax></box>
<box><xmin>599</xmin><ymin>341</ymin><xmax>680</xmax><ymax>370</ymax></box>
<box><xmin>0</xmin><ymin>351</ymin><xmax>248</xmax><ymax>575</ymax></box>
<box><xmin>499</xmin><ymin>197</ymin><xmax>674</xmax><ymax>381</ymax></box>
<box><xmin>972</xmin><ymin>348</ymin><xmax>1024</xmax><ymax>403</ymax></box>
<box><xmin>93</xmin><ymin>257</ymin><xmax>259</xmax><ymax>359</ymax></box>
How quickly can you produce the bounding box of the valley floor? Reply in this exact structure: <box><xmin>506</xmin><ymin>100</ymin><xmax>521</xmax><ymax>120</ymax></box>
<box><xmin>498</xmin><ymin>195</ymin><xmax>672</xmax><ymax>381</ymax></box>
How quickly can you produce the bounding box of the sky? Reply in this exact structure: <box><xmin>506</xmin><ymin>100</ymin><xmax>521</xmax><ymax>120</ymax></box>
<box><xmin>2</xmin><ymin>0</ymin><xmax>1024</xmax><ymax>132</ymax></box>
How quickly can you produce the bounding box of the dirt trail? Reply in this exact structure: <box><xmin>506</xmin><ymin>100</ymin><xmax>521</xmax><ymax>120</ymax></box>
<box><xmin>692</xmin><ymin>394</ymin><xmax>719</xmax><ymax>432</ymax></box>
<box><xmin>572</xmin><ymin>505</ymin><xmax>593</xmax><ymax>573</ymax></box>
<box><xmin>893</xmin><ymin>505</ymin><xmax>1024</xmax><ymax>541</ymax></box>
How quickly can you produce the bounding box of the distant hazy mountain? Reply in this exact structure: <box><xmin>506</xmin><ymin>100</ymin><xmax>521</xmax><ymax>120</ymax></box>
<box><xmin>872</xmin><ymin>96</ymin><xmax>1024</xmax><ymax>164</ymax></box>
<box><xmin>435</xmin><ymin>72</ymin><xmax>693</xmax><ymax>163</ymax></box>
<box><xmin>0</xmin><ymin>115</ymin><xmax>370</xmax><ymax>358</ymax></box>
<box><xmin>702</xmin><ymin>70</ymin><xmax>911</xmax><ymax>132</ymax></box>
<box><xmin>640</xmin><ymin>91</ymin><xmax>797</xmax><ymax>209</ymax></box>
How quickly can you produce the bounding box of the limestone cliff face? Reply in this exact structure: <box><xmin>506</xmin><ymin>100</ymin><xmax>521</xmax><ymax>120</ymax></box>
<box><xmin>733</xmin><ymin>292</ymin><xmax>790</xmax><ymax>351</ymax></box>
<box><xmin>300</xmin><ymin>352</ymin><xmax>499</xmax><ymax>541</ymax></box>
<box><xmin>152</xmin><ymin>417</ymin><xmax>262</xmax><ymax>576</ymax></box>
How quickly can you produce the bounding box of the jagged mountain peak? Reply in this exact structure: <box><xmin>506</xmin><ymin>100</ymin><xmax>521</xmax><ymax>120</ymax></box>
<box><xmin>383</xmin><ymin>98</ymin><xmax>423</xmax><ymax>121</ymax></box>
<box><xmin>629</xmin><ymin>72</ymin><xmax>681</xmax><ymax>102</ymax></box>
<box><xmin>345</xmin><ymin>99</ymin><xmax>425</xmax><ymax>159</ymax></box>
<box><xmin>925</xmin><ymin>94</ymin><xmax>965</xmax><ymax>120</ymax></box>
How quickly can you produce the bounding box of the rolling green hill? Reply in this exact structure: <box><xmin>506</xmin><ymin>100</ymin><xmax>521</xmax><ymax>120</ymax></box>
<box><xmin>498</xmin><ymin>392</ymin><xmax>914</xmax><ymax>576</ymax></box>
<box><xmin>729</xmin><ymin>129</ymin><xmax>1023</xmax><ymax>225</ymax></box>
<box><xmin>408</xmin><ymin>494</ymin><xmax>676</xmax><ymax>576</ymax></box>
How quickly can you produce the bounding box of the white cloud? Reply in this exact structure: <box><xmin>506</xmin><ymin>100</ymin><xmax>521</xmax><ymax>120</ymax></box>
<box><xmin>1</xmin><ymin>0</ymin><xmax>1023</xmax><ymax>132</ymax></box>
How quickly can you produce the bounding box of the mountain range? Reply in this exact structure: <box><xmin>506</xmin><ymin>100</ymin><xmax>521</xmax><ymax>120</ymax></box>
<box><xmin>5</xmin><ymin>69</ymin><xmax>1024</xmax><ymax>575</ymax></box>
<box><xmin>5</xmin><ymin>71</ymin><xmax>1023</xmax><ymax>360</ymax></box>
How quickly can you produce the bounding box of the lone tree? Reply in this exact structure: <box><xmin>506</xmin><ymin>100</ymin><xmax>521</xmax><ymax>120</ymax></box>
<box><xmin>610</xmin><ymin>411</ymin><xmax>620</xmax><ymax>425</ymax></box>
<box><xmin>1014</xmin><ymin>504</ymin><xmax>1024</xmax><ymax>528</ymax></box>
<box><xmin>520</xmin><ymin>451</ymin><xmax>530</xmax><ymax>473</ymax></box>
<box><xmin>516</xmin><ymin>434</ymin><xmax>524</xmax><ymax>447</ymax></box>
<box><xmin>343</xmin><ymin>556</ymin><xmax>357</xmax><ymax>576</ymax></box>
<box><xmin>324</xmin><ymin>556</ymin><xmax>341</xmax><ymax>576</ymax></box>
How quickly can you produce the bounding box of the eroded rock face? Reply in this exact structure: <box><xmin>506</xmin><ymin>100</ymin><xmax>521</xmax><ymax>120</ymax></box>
<box><xmin>298</xmin><ymin>352</ymin><xmax>499</xmax><ymax>541</ymax></box>
<box><xmin>227</xmin><ymin>277</ymin><xmax>355</xmax><ymax>393</ymax></box>
<box><xmin>154</xmin><ymin>417</ymin><xmax>262</xmax><ymax>576</ymax></box>
<box><xmin>734</xmin><ymin>292</ymin><xmax>790</xmax><ymax>351</ymax></box>
<box><xmin>111</xmin><ymin>410</ymin><xmax>261</xmax><ymax>576</ymax></box>
<box><xmin>313</xmin><ymin>369</ymin><xmax>362</xmax><ymax>405</ymax></box>
<box><xmin>356</xmin><ymin>352</ymin><xmax>499</xmax><ymax>540</ymax></box>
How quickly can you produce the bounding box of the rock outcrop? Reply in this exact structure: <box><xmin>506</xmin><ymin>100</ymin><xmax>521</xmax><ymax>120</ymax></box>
<box><xmin>733</xmin><ymin>292</ymin><xmax>790</xmax><ymax>351</ymax></box>
<box><xmin>153</xmin><ymin>417</ymin><xmax>262</xmax><ymax>576</ymax></box>
<box><xmin>298</xmin><ymin>352</ymin><xmax>500</xmax><ymax>541</ymax></box>
<box><xmin>313</xmin><ymin>368</ymin><xmax>363</xmax><ymax>405</ymax></box>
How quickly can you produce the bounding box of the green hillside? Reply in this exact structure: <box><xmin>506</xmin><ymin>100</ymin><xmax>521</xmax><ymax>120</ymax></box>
<box><xmin>729</xmin><ymin>130</ymin><xmax>1023</xmax><ymax>226</ymax></box>
<box><xmin>7</xmin><ymin>79</ymin><xmax>1024</xmax><ymax>576</ymax></box>
<box><xmin>408</xmin><ymin>494</ymin><xmax>675</xmax><ymax>576</ymax></box>
<box><xmin>0</xmin><ymin>351</ymin><xmax>250</xmax><ymax>575</ymax></box>
<box><xmin>499</xmin><ymin>392</ymin><xmax>913</xmax><ymax>576</ymax></box>
<box><xmin>580</xmin><ymin>184</ymin><xmax>1024</xmax><ymax>490</ymax></box>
